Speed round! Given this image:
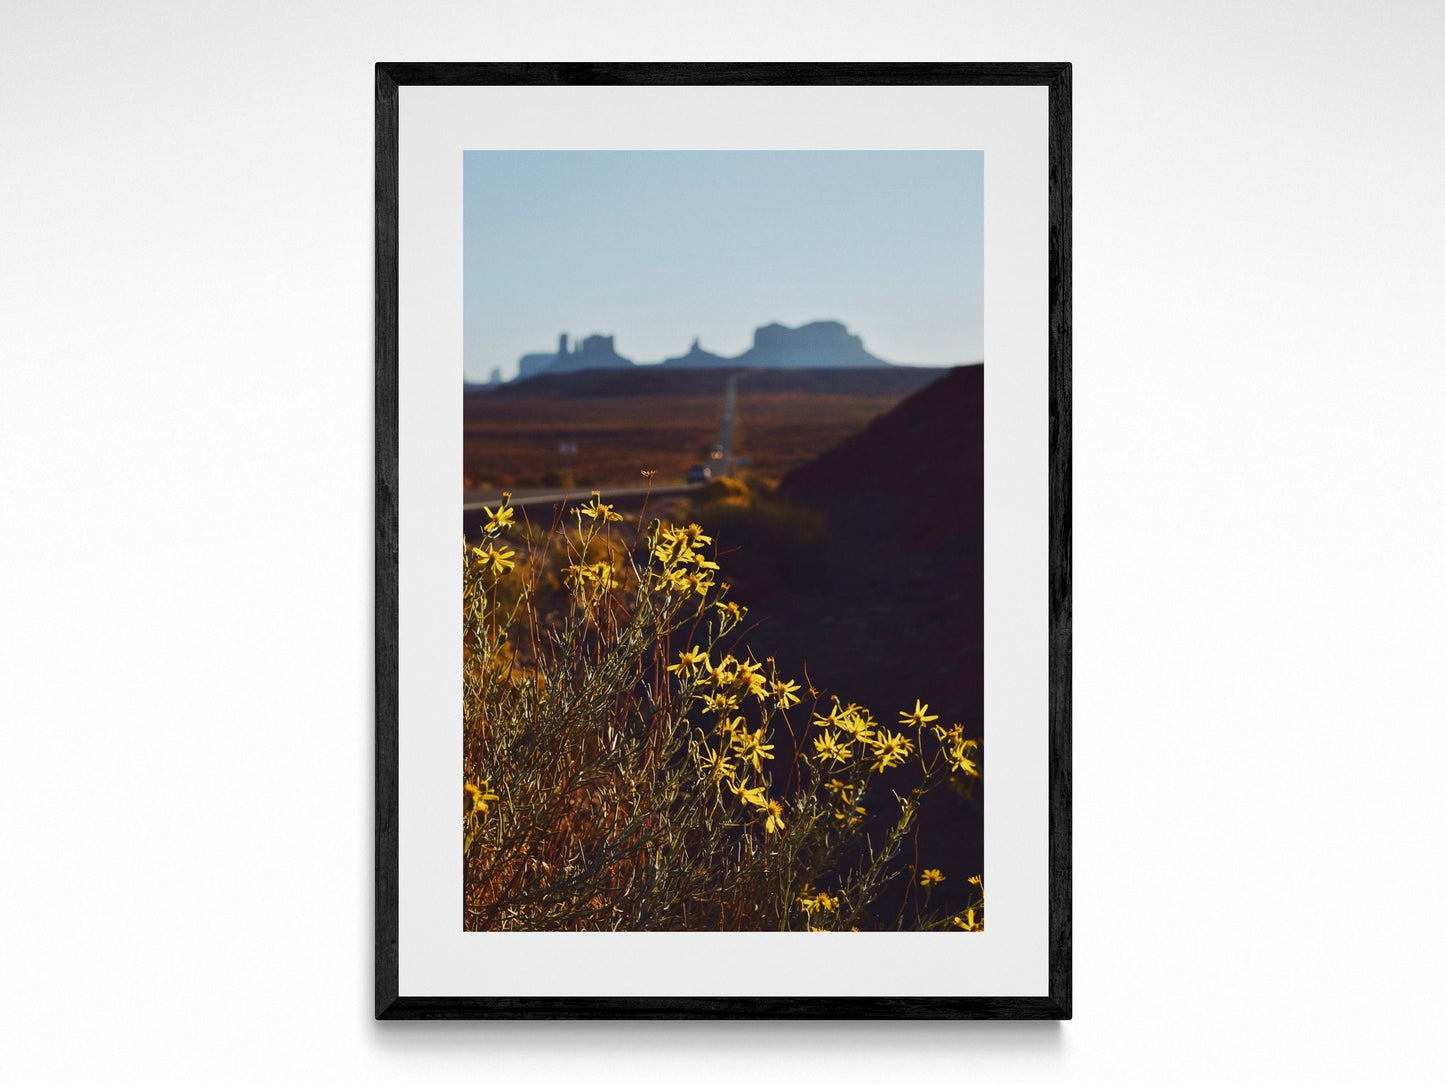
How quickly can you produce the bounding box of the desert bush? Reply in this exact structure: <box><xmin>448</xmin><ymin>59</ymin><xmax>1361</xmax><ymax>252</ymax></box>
<box><xmin>462</xmin><ymin>491</ymin><xmax>982</xmax><ymax>932</ymax></box>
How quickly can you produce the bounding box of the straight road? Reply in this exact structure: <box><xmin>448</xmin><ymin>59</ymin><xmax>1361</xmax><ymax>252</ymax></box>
<box><xmin>463</xmin><ymin>482</ymin><xmax>699</xmax><ymax>512</ymax></box>
<box><xmin>716</xmin><ymin>373</ymin><xmax>738</xmax><ymax>478</ymax></box>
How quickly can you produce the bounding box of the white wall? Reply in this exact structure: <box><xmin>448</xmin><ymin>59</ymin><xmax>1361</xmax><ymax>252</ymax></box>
<box><xmin>4</xmin><ymin>1</ymin><xmax>1443</xmax><ymax>1079</ymax></box>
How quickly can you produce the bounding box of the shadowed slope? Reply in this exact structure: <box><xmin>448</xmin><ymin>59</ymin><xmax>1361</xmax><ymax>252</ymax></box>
<box><xmin>710</xmin><ymin>364</ymin><xmax>986</xmax><ymax>914</ymax></box>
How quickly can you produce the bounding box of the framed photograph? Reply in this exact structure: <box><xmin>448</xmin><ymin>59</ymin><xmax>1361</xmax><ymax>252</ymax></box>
<box><xmin>376</xmin><ymin>62</ymin><xmax>1070</xmax><ymax>1019</ymax></box>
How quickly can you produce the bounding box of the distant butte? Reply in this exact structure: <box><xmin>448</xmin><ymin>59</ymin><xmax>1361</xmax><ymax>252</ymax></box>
<box><xmin>512</xmin><ymin>320</ymin><xmax>895</xmax><ymax>381</ymax></box>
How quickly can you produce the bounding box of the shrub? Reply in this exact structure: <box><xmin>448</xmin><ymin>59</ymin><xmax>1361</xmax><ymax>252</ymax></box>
<box><xmin>462</xmin><ymin>492</ymin><xmax>982</xmax><ymax>931</ymax></box>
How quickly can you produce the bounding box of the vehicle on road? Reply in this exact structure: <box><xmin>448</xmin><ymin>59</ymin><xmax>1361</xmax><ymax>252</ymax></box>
<box><xmin>687</xmin><ymin>463</ymin><xmax>713</xmax><ymax>483</ymax></box>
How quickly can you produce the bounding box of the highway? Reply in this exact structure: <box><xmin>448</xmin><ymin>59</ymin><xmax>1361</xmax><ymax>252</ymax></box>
<box><xmin>716</xmin><ymin>373</ymin><xmax>738</xmax><ymax>478</ymax></box>
<box><xmin>464</xmin><ymin>372</ymin><xmax>740</xmax><ymax>519</ymax></box>
<box><xmin>463</xmin><ymin>482</ymin><xmax>699</xmax><ymax>511</ymax></box>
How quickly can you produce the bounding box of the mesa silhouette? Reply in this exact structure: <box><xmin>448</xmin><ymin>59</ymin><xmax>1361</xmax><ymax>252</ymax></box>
<box><xmin>509</xmin><ymin>320</ymin><xmax>898</xmax><ymax>382</ymax></box>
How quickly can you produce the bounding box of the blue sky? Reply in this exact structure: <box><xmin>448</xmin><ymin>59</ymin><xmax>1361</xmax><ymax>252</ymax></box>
<box><xmin>463</xmin><ymin>151</ymin><xmax>983</xmax><ymax>381</ymax></box>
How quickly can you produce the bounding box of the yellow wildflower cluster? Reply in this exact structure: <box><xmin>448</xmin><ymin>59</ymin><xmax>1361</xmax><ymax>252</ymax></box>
<box><xmin>807</xmin><ymin>695</ymin><xmax>980</xmax><ymax>780</ymax></box>
<box><xmin>563</xmin><ymin>560</ymin><xmax>620</xmax><ymax>592</ymax></box>
<box><xmin>670</xmin><ymin>643</ymin><xmax>800</xmax><ymax>716</ymax></box>
<box><xmin>470</xmin><ymin>493</ymin><xmax>518</xmax><ymax>576</ymax></box>
<box><xmin>719</xmin><ymin>776</ymin><xmax>785</xmax><ymax>833</ymax></box>
<box><xmin>810</xmin><ymin>699</ymin><xmax>916</xmax><ymax>775</ymax></box>
<box><xmin>691</xmin><ymin>708</ymin><xmax>784</xmax><ymax>833</ymax></box>
<box><xmin>464</xmin><ymin>501</ymin><xmax>985</xmax><ymax>933</ymax></box>
<box><xmin>649</xmin><ymin>523</ymin><xmax>720</xmax><ymax>597</ymax></box>
<box><xmin>670</xmin><ymin>626</ymin><xmax>807</xmax><ymax>840</ymax></box>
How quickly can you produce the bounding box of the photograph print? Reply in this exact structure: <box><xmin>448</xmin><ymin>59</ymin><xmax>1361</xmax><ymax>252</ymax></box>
<box><xmin>460</xmin><ymin>149</ymin><xmax>985</xmax><ymax>934</ymax></box>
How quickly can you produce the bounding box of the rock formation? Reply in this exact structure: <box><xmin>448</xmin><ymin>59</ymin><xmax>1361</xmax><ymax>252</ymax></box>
<box><xmin>513</xmin><ymin>320</ymin><xmax>893</xmax><ymax>380</ymax></box>
<box><xmin>517</xmin><ymin>332</ymin><xmax>634</xmax><ymax>379</ymax></box>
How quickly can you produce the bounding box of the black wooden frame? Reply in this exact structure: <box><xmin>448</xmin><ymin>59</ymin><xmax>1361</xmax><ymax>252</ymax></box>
<box><xmin>375</xmin><ymin>61</ymin><xmax>1071</xmax><ymax>1020</ymax></box>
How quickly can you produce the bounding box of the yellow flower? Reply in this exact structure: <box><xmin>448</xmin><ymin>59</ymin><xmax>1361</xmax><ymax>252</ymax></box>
<box><xmin>714</xmin><ymin>599</ymin><xmax>747</xmax><ymax>625</ymax></box>
<box><xmin>655</xmin><ymin>567</ymin><xmax>691</xmax><ymax>592</ymax></box>
<box><xmin>763</xmin><ymin>799</ymin><xmax>785</xmax><ymax>833</ymax></box>
<box><xmin>564</xmin><ymin>562</ymin><xmax>618</xmax><ymax>591</ymax></box>
<box><xmin>772</xmin><ymin>678</ymin><xmax>802</xmax><ymax>709</ymax></box>
<box><xmin>675</xmin><ymin>542</ymin><xmax>719</xmax><ymax>571</ymax></box>
<box><xmin>471</xmin><ymin>543</ymin><xmax>516</xmax><ymax>575</ymax></box>
<box><xmin>730</xmin><ymin>727</ymin><xmax>775</xmax><ymax>771</ymax></box>
<box><xmin>900</xmin><ymin>700</ymin><xmax>939</xmax><ymax>727</ymax></box>
<box><xmin>668</xmin><ymin>645</ymin><xmax>709</xmax><ymax>674</ymax></box>
<box><xmin>700</xmin><ymin>692</ymin><xmax>739</xmax><ymax>715</ymax></box>
<box><xmin>728</xmin><ymin>779</ymin><xmax>768</xmax><ymax>808</ymax></box>
<box><xmin>738</xmin><ymin>663</ymin><xmax>768</xmax><ymax>700</ymax></box>
<box><xmin>812</xmin><ymin>730</ymin><xmax>853</xmax><ymax>765</ymax></box>
<box><xmin>483</xmin><ymin>501</ymin><xmax>515</xmax><ymax>533</ymax></box>
<box><xmin>797</xmin><ymin>886</ymin><xmax>839</xmax><ymax>917</ymax></box>
<box><xmin>713</xmin><ymin>714</ymin><xmax>744</xmax><ymax>739</ymax></box>
<box><xmin>696</xmin><ymin>746</ymin><xmax>737</xmax><ymax>783</ymax></box>
<box><xmin>952</xmin><ymin>908</ymin><xmax>982</xmax><ymax>932</ymax></box>
<box><xmin>832</xmin><ymin>706</ymin><xmax>875</xmax><ymax>743</ymax></box>
<box><xmin>946</xmin><ymin>740</ymin><xmax>979</xmax><ymax>775</ymax></box>
<box><xmin>867</xmin><ymin>728</ymin><xmax>914</xmax><ymax>772</ymax></box>
<box><xmin>578</xmin><ymin>492</ymin><xmax>623</xmax><ymax>522</ymax></box>
<box><xmin>706</xmin><ymin>655</ymin><xmax>738</xmax><ymax>688</ymax></box>
<box><xmin>968</xmin><ymin>875</ymin><xmax>983</xmax><ymax>887</ymax></box>
<box><xmin>683</xmin><ymin>523</ymin><xmax>712</xmax><ymax>546</ymax></box>
<box><xmin>920</xmin><ymin>868</ymin><xmax>945</xmax><ymax>887</ymax></box>
<box><xmin>464</xmin><ymin>780</ymin><xmax>499</xmax><ymax>815</ymax></box>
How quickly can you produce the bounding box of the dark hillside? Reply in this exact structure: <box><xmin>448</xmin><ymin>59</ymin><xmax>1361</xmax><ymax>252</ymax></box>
<box><xmin>782</xmin><ymin>362</ymin><xmax>984</xmax><ymax>540</ymax></box>
<box><xmin>706</xmin><ymin>364</ymin><xmax>986</xmax><ymax>910</ymax></box>
<box><xmin>771</xmin><ymin>363</ymin><xmax>984</xmax><ymax>735</ymax></box>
